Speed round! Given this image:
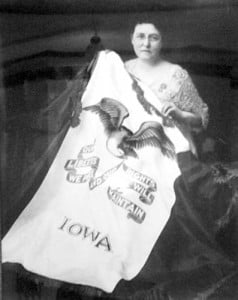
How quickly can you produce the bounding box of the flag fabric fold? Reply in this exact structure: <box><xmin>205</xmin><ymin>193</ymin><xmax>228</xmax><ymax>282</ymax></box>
<box><xmin>3</xmin><ymin>51</ymin><xmax>192</xmax><ymax>292</ymax></box>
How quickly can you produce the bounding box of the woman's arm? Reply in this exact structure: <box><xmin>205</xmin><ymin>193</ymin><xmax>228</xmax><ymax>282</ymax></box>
<box><xmin>162</xmin><ymin>102</ymin><xmax>203</xmax><ymax>130</ymax></box>
<box><xmin>162</xmin><ymin>68</ymin><xmax>209</xmax><ymax>131</ymax></box>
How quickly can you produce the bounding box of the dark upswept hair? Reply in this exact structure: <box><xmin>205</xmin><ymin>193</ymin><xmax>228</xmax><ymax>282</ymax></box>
<box><xmin>129</xmin><ymin>16</ymin><xmax>162</xmax><ymax>38</ymax></box>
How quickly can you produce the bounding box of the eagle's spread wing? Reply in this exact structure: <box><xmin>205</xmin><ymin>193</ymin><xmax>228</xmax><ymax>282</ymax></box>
<box><xmin>124</xmin><ymin>121</ymin><xmax>175</xmax><ymax>159</ymax></box>
<box><xmin>99</xmin><ymin>98</ymin><xmax>129</xmax><ymax>128</ymax></box>
<box><xmin>83</xmin><ymin>104</ymin><xmax>115</xmax><ymax>135</ymax></box>
<box><xmin>83</xmin><ymin>98</ymin><xmax>129</xmax><ymax>135</ymax></box>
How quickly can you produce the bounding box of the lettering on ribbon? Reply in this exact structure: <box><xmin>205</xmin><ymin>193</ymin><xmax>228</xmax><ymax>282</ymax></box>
<box><xmin>89</xmin><ymin>162</ymin><xmax>123</xmax><ymax>190</ymax></box>
<box><xmin>107</xmin><ymin>187</ymin><xmax>146</xmax><ymax>224</ymax></box>
<box><xmin>65</xmin><ymin>141</ymin><xmax>99</xmax><ymax>184</ymax></box>
<box><xmin>123</xmin><ymin>164</ymin><xmax>157</xmax><ymax>205</ymax></box>
<box><xmin>64</xmin><ymin>142</ymin><xmax>158</xmax><ymax>224</ymax></box>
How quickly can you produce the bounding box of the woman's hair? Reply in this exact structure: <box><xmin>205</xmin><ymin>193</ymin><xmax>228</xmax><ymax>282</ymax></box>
<box><xmin>130</xmin><ymin>18</ymin><xmax>162</xmax><ymax>37</ymax></box>
<box><xmin>129</xmin><ymin>18</ymin><xmax>164</xmax><ymax>56</ymax></box>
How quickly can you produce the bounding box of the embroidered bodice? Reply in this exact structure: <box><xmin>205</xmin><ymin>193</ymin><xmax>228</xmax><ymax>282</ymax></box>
<box><xmin>125</xmin><ymin>60</ymin><xmax>209</xmax><ymax>129</ymax></box>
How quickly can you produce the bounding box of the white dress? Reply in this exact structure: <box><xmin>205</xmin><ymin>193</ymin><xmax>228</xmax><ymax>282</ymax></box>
<box><xmin>125</xmin><ymin>59</ymin><xmax>209</xmax><ymax>154</ymax></box>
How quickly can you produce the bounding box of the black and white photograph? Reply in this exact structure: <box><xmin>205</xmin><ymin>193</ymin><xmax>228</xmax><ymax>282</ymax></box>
<box><xmin>1</xmin><ymin>1</ymin><xmax>238</xmax><ymax>299</ymax></box>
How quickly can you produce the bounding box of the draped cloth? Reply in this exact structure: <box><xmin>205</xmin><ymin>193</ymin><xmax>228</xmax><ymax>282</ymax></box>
<box><xmin>2</xmin><ymin>51</ymin><xmax>238</xmax><ymax>299</ymax></box>
<box><xmin>2</xmin><ymin>51</ymin><xmax>191</xmax><ymax>292</ymax></box>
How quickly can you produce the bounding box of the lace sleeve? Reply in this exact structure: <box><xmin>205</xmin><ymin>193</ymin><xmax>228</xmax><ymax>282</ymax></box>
<box><xmin>173</xmin><ymin>68</ymin><xmax>209</xmax><ymax>129</ymax></box>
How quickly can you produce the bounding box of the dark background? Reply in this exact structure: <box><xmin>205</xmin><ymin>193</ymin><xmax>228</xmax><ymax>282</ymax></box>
<box><xmin>1</xmin><ymin>1</ymin><xmax>238</xmax><ymax>299</ymax></box>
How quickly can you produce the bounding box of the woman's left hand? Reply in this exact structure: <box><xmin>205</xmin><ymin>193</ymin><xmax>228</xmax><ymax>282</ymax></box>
<box><xmin>161</xmin><ymin>102</ymin><xmax>183</xmax><ymax>121</ymax></box>
<box><xmin>162</xmin><ymin>102</ymin><xmax>203</xmax><ymax>130</ymax></box>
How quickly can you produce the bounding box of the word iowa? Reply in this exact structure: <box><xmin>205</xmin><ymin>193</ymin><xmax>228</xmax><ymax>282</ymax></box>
<box><xmin>59</xmin><ymin>217</ymin><xmax>112</xmax><ymax>252</ymax></box>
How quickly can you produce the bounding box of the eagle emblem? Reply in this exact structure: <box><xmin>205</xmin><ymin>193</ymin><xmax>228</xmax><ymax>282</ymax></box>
<box><xmin>83</xmin><ymin>98</ymin><xmax>175</xmax><ymax>159</ymax></box>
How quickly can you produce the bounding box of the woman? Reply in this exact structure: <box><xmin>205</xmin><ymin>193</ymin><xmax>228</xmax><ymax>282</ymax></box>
<box><xmin>112</xmin><ymin>21</ymin><xmax>236</xmax><ymax>299</ymax></box>
<box><xmin>3</xmin><ymin>22</ymin><xmax>236</xmax><ymax>300</ymax></box>
<box><xmin>125</xmin><ymin>21</ymin><xmax>209</xmax><ymax>155</ymax></box>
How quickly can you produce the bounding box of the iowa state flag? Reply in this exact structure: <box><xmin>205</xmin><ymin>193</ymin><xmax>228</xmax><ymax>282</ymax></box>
<box><xmin>3</xmin><ymin>51</ymin><xmax>236</xmax><ymax>298</ymax></box>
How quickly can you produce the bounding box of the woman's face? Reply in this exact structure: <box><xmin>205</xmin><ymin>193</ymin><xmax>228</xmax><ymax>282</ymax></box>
<box><xmin>131</xmin><ymin>23</ymin><xmax>161</xmax><ymax>63</ymax></box>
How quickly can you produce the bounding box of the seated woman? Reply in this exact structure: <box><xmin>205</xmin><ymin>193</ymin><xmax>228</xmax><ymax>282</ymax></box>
<box><xmin>125</xmin><ymin>21</ymin><xmax>209</xmax><ymax>155</ymax></box>
<box><xmin>115</xmin><ymin>21</ymin><xmax>236</xmax><ymax>299</ymax></box>
<box><xmin>3</xmin><ymin>20</ymin><xmax>237</xmax><ymax>300</ymax></box>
